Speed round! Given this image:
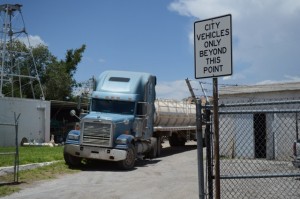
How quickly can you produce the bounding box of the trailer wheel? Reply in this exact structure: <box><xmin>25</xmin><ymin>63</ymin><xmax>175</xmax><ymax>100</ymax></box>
<box><xmin>118</xmin><ymin>144</ymin><xmax>136</xmax><ymax>170</ymax></box>
<box><xmin>169</xmin><ymin>134</ymin><xmax>185</xmax><ymax>147</ymax></box>
<box><xmin>64</xmin><ymin>152</ymin><xmax>81</xmax><ymax>167</ymax></box>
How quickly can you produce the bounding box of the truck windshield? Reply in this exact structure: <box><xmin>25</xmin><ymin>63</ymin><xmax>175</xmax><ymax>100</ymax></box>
<box><xmin>91</xmin><ymin>99</ymin><xmax>135</xmax><ymax>115</ymax></box>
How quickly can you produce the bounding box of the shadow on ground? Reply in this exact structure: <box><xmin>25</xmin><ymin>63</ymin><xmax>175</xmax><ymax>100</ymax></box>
<box><xmin>69</xmin><ymin>143</ymin><xmax>198</xmax><ymax>172</ymax></box>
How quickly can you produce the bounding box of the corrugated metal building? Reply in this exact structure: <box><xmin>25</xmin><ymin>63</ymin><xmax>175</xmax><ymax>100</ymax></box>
<box><xmin>220</xmin><ymin>82</ymin><xmax>300</xmax><ymax>102</ymax></box>
<box><xmin>218</xmin><ymin>82</ymin><xmax>300</xmax><ymax>160</ymax></box>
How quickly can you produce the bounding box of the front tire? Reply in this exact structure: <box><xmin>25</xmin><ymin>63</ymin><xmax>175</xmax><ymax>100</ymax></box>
<box><xmin>64</xmin><ymin>151</ymin><xmax>82</xmax><ymax>167</ymax></box>
<box><xmin>118</xmin><ymin>144</ymin><xmax>136</xmax><ymax>170</ymax></box>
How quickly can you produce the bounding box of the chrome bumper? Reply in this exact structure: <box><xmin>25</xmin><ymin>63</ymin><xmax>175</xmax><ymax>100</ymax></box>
<box><xmin>64</xmin><ymin>144</ymin><xmax>127</xmax><ymax>161</ymax></box>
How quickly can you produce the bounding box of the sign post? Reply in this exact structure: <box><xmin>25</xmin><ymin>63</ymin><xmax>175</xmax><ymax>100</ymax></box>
<box><xmin>194</xmin><ymin>14</ymin><xmax>232</xmax><ymax>199</ymax></box>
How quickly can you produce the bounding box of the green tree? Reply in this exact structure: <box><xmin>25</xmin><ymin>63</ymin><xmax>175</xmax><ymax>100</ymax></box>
<box><xmin>1</xmin><ymin>41</ymin><xmax>86</xmax><ymax>100</ymax></box>
<box><xmin>24</xmin><ymin>44</ymin><xmax>57</xmax><ymax>99</ymax></box>
<box><xmin>64</xmin><ymin>45</ymin><xmax>86</xmax><ymax>78</ymax></box>
<box><xmin>43</xmin><ymin>61</ymin><xmax>72</xmax><ymax>100</ymax></box>
<box><xmin>43</xmin><ymin>44</ymin><xmax>86</xmax><ymax>100</ymax></box>
<box><xmin>1</xmin><ymin>40</ymin><xmax>31</xmax><ymax>98</ymax></box>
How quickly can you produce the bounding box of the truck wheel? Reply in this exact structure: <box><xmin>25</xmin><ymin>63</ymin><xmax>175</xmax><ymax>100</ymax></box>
<box><xmin>156</xmin><ymin>136</ymin><xmax>162</xmax><ymax>157</ymax></box>
<box><xmin>178</xmin><ymin>138</ymin><xmax>186</xmax><ymax>146</ymax></box>
<box><xmin>169</xmin><ymin>134</ymin><xmax>179</xmax><ymax>147</ymax></box>
<box><xmin>169</xmin><ymin>134</ymin><xmax>185</xmax><ymax>147</ymax></box>
<box><xmin>149</xmin><ymin>137</ymin><xmax>158</xmax><ymax>159</ymax></box>
<box><xmin>64</xmin><ymin>152</ymin><xmax>81</xmax><ymax>167</ymax></box>
<box><xmin>118</xmin><ymin>144</ymin><xmax>136</xmax><ymax>170</ymax></box>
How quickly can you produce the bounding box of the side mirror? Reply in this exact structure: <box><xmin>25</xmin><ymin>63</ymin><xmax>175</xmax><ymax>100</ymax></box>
<box><xmin>70</xmin><ymin>110</ymin><xmax>81</xmax><ymax>120</ymax></box>
<box><xmin>70</xmin><ymin>110</ymin><xmax>77</xmax><ymax>117</ymax></box>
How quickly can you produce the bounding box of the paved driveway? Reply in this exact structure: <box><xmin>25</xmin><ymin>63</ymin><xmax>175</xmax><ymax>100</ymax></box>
<box><xmin>2</xmin><ymin>141</ymin><xmax>200</xmax><ymax>199</ymax></box>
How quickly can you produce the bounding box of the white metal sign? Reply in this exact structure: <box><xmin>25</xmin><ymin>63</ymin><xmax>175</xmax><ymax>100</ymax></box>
<box><xmin>194</xmin><ymin>14</ymin><xmax>232</xmax><ymax>79</ymax></box>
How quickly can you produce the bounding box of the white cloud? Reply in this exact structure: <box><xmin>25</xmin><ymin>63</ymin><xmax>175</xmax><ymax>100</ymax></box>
<box><xmin>256</xmin><ymin>75</ymin><xmax>300</xmax><ymax>85</ymax></box>
<box><xmin>256</xmin><ymin>80</ymin><xmax>279</xmax><ymax>85</ymax></box>
<box><xmin>222</xmin><ymin>73</ymin><xmax>245</xmax><ymax>81</ymax></box>
<box><xmin>284</xmin><ymin>75</ymin><xmax>300</xmax><ymax>82</ymax></box>
<box><xmin>169</xmin><ymin>0</ymin><xmax>300</xmax><ymax>84</ymax></box>
<box><xmin>98</xmin><ymin>58</ymin><xmax>106</xmax><ymax>63</ymax></box>
<box><xmin>18</xmin><ymin>35</ymin><xmax>47</xmax><ymax>47</ymax></box>
<box><xmin>156</xmin><ymin>79</ymin><xmax>210</xmax><ymax>100</ymax></box>
<box><xmin>169</xmin><ymin>0</ymin><xmax>239</xmax><ymax>19</ymax></box>
<box><xmin>156</xmin><ymin>80</ymin><xmax>189</xmax><ymax>100</ymax></box>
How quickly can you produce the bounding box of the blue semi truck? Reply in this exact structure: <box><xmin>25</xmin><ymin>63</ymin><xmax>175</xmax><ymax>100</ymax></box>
<box><xmin>64</xmin><ymin>70</ymin><xmax>196</xmax><ymax>169</ymax></box>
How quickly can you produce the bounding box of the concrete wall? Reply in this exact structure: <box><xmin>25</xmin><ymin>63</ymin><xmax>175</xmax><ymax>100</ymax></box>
<box><xmin>0</xmin><ymin>97</ymin><xmax>50</xmax><ymax>146</ymax></box>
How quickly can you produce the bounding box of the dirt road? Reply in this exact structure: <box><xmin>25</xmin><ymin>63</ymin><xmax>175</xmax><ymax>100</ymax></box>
<box><xmin>2</xmin><ymin>141</ymin><xmax>201</xmax><ymax>199</ymax></box>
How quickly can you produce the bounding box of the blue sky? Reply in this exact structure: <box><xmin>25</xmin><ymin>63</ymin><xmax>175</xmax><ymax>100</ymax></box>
<box><xmin>4</xmin><ymin>0</ymin><xmax>300</xmax><ymax>99</ymax></box>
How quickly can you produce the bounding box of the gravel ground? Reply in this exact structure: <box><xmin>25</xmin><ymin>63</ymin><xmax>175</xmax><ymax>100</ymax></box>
<box><xmin>2</xmin><ymin>141</ymin><xmax>300</xmax><ymax>199</ymax></box>
<box><xmin>2</xmin><ymin>141</ymin><xmax>201</xmax><ymax>199</ymax></box>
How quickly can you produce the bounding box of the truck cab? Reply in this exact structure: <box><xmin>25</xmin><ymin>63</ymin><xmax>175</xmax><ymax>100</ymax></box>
<box><xmin>64</xmin><ymin>70</ymin><xmax>157</xmax><ymax>169</ymax></box>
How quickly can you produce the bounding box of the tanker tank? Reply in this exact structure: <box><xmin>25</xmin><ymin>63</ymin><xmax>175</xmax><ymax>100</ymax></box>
<box><xmin>154</xmin><ymin>99</ymin><xmax>196</xmax><ymax>127</ymax></box>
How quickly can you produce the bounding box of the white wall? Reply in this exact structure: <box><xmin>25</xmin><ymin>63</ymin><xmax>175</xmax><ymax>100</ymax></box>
<box><xmin>0</xmin><ymin>97</ymin><xmax>50</xmax><ymax>146</ymax></box>
<box><xmin>219</xmin><ymin>89</ymin><xmax>298</xmax><ymax>160</ymax></box>
<box><xmin>273</xmin><ymin>113</ymin><xmax>295</xmax><ymax>160</ymax></box>
<box><xmin>219</xmin><ymin>114</ymin><xmax>255</xmax><ymax>158</ymax></box>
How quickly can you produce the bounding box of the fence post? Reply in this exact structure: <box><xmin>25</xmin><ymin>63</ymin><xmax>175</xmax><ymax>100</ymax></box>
<box><xmin>196</xmin><ymin>99</ymin><xmax>205</xmax><ymax>199</ymax></box>
<box><xmin>213</xmin><ymin>78</ymin><xmax>220</xmax><ymax>199</ymax></box>
<box><xmin>14</xmin><ymin>113</ymin><xmax>21</xmax><ymax>183</ymax></box>
<box><xmin>205</xmin><ymin>107</ymin><xmax>213</xmax><ymax>199</ymax></box>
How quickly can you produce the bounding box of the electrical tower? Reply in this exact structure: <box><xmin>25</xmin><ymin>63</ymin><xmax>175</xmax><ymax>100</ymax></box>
<box><xmin>0</xmin><ymin>4</ymin><xmax>44</xmax><ymax>99</ymax></box>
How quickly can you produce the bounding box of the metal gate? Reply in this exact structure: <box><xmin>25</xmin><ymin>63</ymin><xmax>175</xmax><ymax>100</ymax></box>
<box><xmin>204</xmin><ymin>100</ymin><xmax>300</xmax><ymax>198</ymax></box>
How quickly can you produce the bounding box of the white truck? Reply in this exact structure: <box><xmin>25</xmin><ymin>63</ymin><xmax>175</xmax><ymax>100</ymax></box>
<box><xmin>64</xmin><ymin>70</ymin><xmax>197</xmax><ymax>169</ymax></box>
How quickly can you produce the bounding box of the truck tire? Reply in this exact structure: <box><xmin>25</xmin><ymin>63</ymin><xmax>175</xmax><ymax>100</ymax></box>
<box><xmin>118</xmin><ymin>144</ymin><xmax>136</xmax><ymax>170</ymax></box>
<box><xmin>156</xmin><ymin>136</ymin><xmax>162</xmax><ymax>157</ymax></box>
<box><xmin>169</xmin><ymin>134</ymin><xmax>185</xmax><ymax>147</ymax></box>
<box><xmin>64</xmin><ymin>152</ymin><xmax>82</xmax><ymax>167</ymax></box>
<box><xmin>149</xmin><ymin>137</ymin><xmax>158</xmax><ymax>159</ymax></box>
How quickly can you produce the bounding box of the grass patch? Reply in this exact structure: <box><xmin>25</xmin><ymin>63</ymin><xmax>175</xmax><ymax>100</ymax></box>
<box><xmin>0</xmin><ymin>185</ymin><xmax>20</xmax><ymax>197</ymax></box>
<box><xmin>0</xmin><ymin>146</ymin><xmax>79</xmax><ymax>197</ymax></box>
<box><xmin>0</xmin><ymin>146</ymin><xmax>64</xmax><ymax>167</ymax></box>
<box><xmin>0</xmin><ymin>161</ymin><xmax>79</xmax><ymax>197</ymax></box>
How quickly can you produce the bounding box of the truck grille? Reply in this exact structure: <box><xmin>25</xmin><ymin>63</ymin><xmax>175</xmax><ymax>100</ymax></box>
<box><xmin>82</xmin><ymin>121</ymin><xmax>112</xmax><ymax>147</ymax></box>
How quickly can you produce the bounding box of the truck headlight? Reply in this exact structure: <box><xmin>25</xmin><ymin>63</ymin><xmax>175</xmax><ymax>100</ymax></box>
<box><xmin>68</xmin><ymin>134</ymin><xmax>80</xmax><ymax>140</ymax></box>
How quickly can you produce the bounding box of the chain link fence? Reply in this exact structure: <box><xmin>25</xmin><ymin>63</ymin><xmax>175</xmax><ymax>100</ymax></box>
<box><xmin>0</xmin><ymin>113</ymin><xmax>20</xmax><ymax>185</ymax></box>
<box><xmin>208</xmin><ymin>100</ymin><xmax>300</xmax><ymax>198</ymax></box>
